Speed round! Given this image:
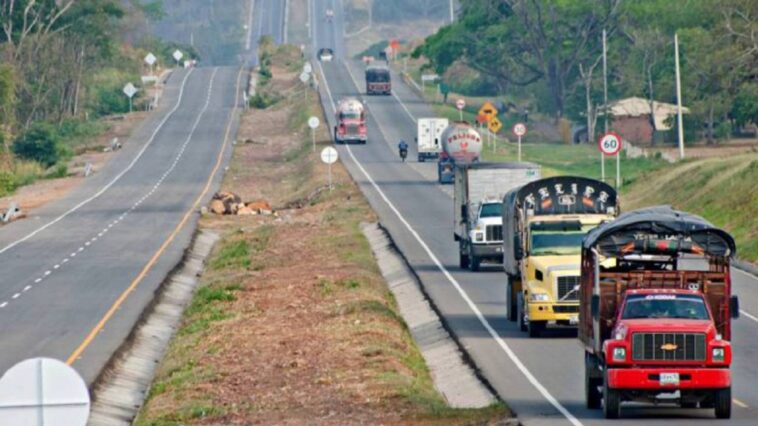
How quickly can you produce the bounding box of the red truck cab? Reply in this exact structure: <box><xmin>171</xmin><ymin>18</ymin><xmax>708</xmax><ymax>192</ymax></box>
<box><xmin>579</xmin><ymin>206</ymin><xmax>739</xmax><ymax>419</ymax></box>
<box><xmin>334</xmin><ymin>98</ymin><xmax>367</xmax><ymax>144</ymax></box>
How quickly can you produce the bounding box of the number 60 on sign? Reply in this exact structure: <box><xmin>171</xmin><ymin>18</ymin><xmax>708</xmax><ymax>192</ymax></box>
<box><xmin>598</xmin><ymin>132</ymin><xmax>622</xmax><ymax>156</ymax></box>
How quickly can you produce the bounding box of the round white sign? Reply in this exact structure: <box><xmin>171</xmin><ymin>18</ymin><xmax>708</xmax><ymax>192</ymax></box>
<box><xmin>173</xmin><ymin>50</ymin><xmax>184</xmax><ymax>62</ymax></box>
<box><xmin>321</xmin><ymin>147</ymin><xmax>339</xmax><ymax>164</ymax></box>
<box><xmin>308</xmin><ymin>116</ymin><xmax>320</xmax><ymax>129</ymax></box>
<box><xmin>0</xmin><ymin>358</ymin><xmax>90</xmax><ymax>426</ymax></box>
<box><xmin>456</xmin><ymin>99</ymin><xmax>466</xmax><ymax>111</ymax></box>
<box><xmin>598</xmin><ymin>132</ymin><xmax>623</xmax><ymax>156</ymax></box>
<box><xmin>122</xmin><ymin>83</ymin><xmax>138</xmax><ymax>99</ymax></box>
<box><xmin>303</xmin><ymin>63</ymin><xmax>313</xmax><ymax>74</ymax></box>
<box><xmin>512</xmin><ymin>122</ymin><xmax>527</xmax><ymax>137</ymax></box>
<box><xmin>299</xmin><ymin>72</ymin><xmax>310</xmax><ymax>83</ymax></box>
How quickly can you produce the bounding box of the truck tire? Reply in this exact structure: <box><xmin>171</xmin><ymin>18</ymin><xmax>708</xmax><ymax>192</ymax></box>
<box><xmin>585</xmin><ymin>353</ymin><xmax>602</xmax><ymax>409</ymax></box>
<box><xmin>505</xmin><ymin>275</ymin><xmax>517</xmax><ymax>322</ymax></box>
<box><xmin>517</xmin><ymin>293</ymin><xmax>527</xmax><ymax>332</ymax></box>
<box><xmin>714</xmin><ymin>387</ymin><xmax>731</xmax><ymax>419</ymax></box>
<box><xmin>418</xmin><ymin>155</ymin><xmax>425</xmax><ymax>163</ymax></box>
<box><xmin>603</xmin><ymin>371</ymin><xmax>621</xmax><ymax>419</ymax></box>
<box><xmin>528</xmin><ymin>320</ymin><xmax>545</xmax><ymax>338</ymax></box>
<box><xmin>459</xmin><ymin>252</ymin><xmax>469</xmax><ymax>269</ymax></box>
<box><xmin>469</xmin><ymin>254</ymin><xmax>481</xmax><ymax>271</ymax></box>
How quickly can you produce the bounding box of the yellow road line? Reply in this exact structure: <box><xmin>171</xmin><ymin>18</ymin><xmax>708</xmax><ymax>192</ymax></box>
<box><xmin>66</xmin><ymin>66</ymin><xmax>245</xmax><ymax>365</ymax></box>
<box><xmin>733</xmin><ymin>398</ymin><xmax>749</xmax><ymax>408</ymax></box>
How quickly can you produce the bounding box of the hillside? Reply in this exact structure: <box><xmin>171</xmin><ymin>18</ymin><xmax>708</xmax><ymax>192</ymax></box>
<box><xmin>623</xmin><ymin>154</ymin><xmax>758</xmax><ymax>262</ymax></box>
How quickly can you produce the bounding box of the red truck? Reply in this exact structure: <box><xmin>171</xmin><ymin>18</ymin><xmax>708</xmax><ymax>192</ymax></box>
<box><xmin>334</xmin><ymin>98</ymin><xmax>367</xmax><ymax>144</ymax></box>
<box><xmin>579</xmin><ymin>206</ymin><xmax>740</xmax><ymax>419</ymax></box>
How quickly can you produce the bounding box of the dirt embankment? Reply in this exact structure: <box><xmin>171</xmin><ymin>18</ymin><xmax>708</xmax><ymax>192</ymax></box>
<box><xmin>135</xmin><ymin>48</ymin><xmax>507</xmax><ymax>425</ymax></box>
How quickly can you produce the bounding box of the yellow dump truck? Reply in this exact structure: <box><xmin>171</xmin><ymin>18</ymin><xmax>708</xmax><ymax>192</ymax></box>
<box><xmin>502</xmin><ymin>177</ymin><xmax>618</xmax><ymax>337</ymax></box>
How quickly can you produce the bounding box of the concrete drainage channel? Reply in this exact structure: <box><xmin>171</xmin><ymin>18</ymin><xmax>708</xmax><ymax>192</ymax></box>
<box><xmin>87</xmin><ymin>230</ymin><xmax>220</xmax><ymax>425</ymax></box>
<box><xmin>361</xmin><ymin>223</ymin><xmax>504</xmax><ymax>411</ymax></box>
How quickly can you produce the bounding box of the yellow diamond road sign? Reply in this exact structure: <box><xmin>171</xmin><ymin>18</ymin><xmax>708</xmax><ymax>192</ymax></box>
<box><xmin>478</xmin><ymin>101</ymin><xmax>498</xmax><ymax>121</ymax></box>
<box><xmin>488</xmin><ymin>117</ymin><xmax>503</xmax><ymax>133</ymax></box>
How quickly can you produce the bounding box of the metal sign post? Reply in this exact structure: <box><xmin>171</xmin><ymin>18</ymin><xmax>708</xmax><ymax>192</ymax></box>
<box><xmin>598</xmin><ymin>132</ymin><xmax>623</xmax><ymax>187</ymax></box>
<box><xmin>144</xmin><ymin>53</ymin><xmax>157</xmax><ymax>75</ymax></box>
<box><xmin>173</xmin><ymin>50</ymin><xmax>184</xmax><ymax>67</ymax></box>
<box><xmin>512</xmin><ymin>122</ymin><xmax>527</xmax><ymax>162</ymax></box>
<box><xmin>456</xmin><ymin>99</ymin><xmax>465</xmax><ymax>121</ymax></box>
<box><xmin>308</xmin><ymin>116</ymin><xmax>320</xmax><ymax>152</ymax></box>
<box><xmin>320</xmin><ymin>147</ymin><xmax>339</xmax><ymax>191</ymax></box>
<box><xmin>122</xmin><ymin>83</ymin><xmax>137</xmax><ymax>113</ymax></box>
<box><xmin>300</xmin><ymin>72</ymin><xmax>310</xmax><ymax>101</ymax></box>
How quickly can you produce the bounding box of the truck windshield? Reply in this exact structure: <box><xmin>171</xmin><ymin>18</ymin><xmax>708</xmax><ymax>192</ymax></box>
<box><xmin>366</xmin><ymin>70</ymin><xmax>390</xmax><ymax>82</ymax></box>
<box><xmin>479</xmin><ymin>203</ymin><xmax>502</xmax><ymax>218</ymax></box>
<box><xmin>621</xmin><ymin>294</ymin><xmax>709</xmax><ymax>320</ymax></box>
<box><xmin>339</xmin><ymin>111</ymin><xmax>361</xmax><ymax>120</ymax></box>
<box><xmin>530</xmin><ymin>231</ymin><xmax>584</xmax><ymax>255</ymax></box>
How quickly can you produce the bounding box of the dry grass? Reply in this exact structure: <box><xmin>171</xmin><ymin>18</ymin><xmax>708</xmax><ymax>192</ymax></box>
<box><xmin>135</xmin><ymin>51</ymin><xmax>508</xmax><ymax>425</ymax></box>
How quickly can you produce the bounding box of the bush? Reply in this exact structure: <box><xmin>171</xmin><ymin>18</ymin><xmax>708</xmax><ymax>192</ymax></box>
<box><xmin>0</xmin><ymin>172</ymin><xmax>17</xmax><ymax>197</ymax></box>
<box><xmin>249</xmin><ymin>92</ymin><xmax>279</xmax><ymax>109</ymax></box>
<box><xmin>12</xmin><ymin>123</ymin><xmax>68</xmax><ymax>167</ymax></box>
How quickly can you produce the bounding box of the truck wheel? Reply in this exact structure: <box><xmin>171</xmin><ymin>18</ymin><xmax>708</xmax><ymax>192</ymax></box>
<box><xmin>603</xmin><ymin>371</ymin><xmax>621</xmax><ymax>419</ymax></box>
<box><xmin>469</xmin><ymin>254</ymin><xmax>481</xmax><ymax>272</ymax></box>
<box><xmin>505</xmin><ymin>275</ymin><xmax>517</xmax><ymax>322</ymax></box>
<box><xmin>714</xmin><ymin>387</ymin><xmax>731</xmax><ymax>419</ymax></box>
<box><xmin>585</xmin><ymin>353</ymin><xmax>602</xmax><ymax>409</ymax></box>
<box><xmin>517</xmin><ymin>293</ymin><xmax>527</xmax><ymax>332</ymax></box>
<box><xmin>528</xmin><ymin>320</ymin><xmax>545</xmax><ymax>338</ymax></box>
<box><xmin>418</xmin><ymin>155</ymin><xmax>425</xmax><ymax>162</ymax></box>
<box><xmin>459</xmin><ymin>253</ymin><xmax>469</xmax><ymax>269</ymax></box>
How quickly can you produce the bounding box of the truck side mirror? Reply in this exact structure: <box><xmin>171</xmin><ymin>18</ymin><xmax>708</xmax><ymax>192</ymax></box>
<box><xmin>591</xmin><ymin>295</ymin><xmax>600</xmax><ymax>320</ymax></box>
<box><xmin>513</xmin><ymin>235</ymin><xmax>523</xmax><ymax>260</ymax></box>
<box><xmin>730</xmin><ymin>296</ymin><xmax>740</xmax><ymax>319</ymax></box>
<box><xmin>414</xmin><ymin>137</ymin><xmax>418</xmax><ymax>142</ymax></box>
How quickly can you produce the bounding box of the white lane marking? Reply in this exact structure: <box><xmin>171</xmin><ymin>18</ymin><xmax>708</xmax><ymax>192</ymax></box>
<box><xmin>12</xmin><ymin>293</ymin><xmax>20</xmax><ymax>299</ymax></box>
<box><xmin>316</xmin><ymin>59</ymin><xmax>582</xmax><ymax>426</ymax></box>
<box><xmin>741</xmin><ymin>309</ymin><xmax>758</xmax><ymax>323</ymax></box>
<box><xmin>34</xmin><ymin>278</ymin><xmax>42</xmax><ymax>283</ymax></box>
<box><xmin>245</xmin><ymin>0</ymin><xmax>255</xmax><ymax>50</ymax></box>
<box><xmin>62</xmin><ymin>258</ymin><xmax>68</xmax><ymax>263</ymax></box>
<box><xmin>0</xmin><ymin>70</ymin><xmax>195</xmax><ymax>257</ymax></box>
<box><xmin>0</xmin><ymin>302</ymin><xmax>7</xmax><ymax>308</ymax></box>
<box><xmin>53</xmin><ymin>264</ymin><xmax>60</xmax><ymax>269</ymax></box>
<box><xmin>733</xmin><ymin>398</ymin><xmax>749</xmax><ymax>408</ymax></box>
<box><xmin>0</xmin><ymin>69</ymin><xmax>222</xmax><ymax>311</ymax></box>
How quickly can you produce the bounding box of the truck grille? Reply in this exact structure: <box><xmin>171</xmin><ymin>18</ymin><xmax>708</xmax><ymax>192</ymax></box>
<box><xmin>486</xmin><ymin>225</ymin><xmax>502</xmax><ymax>242</ymax></box>
<box><xmin>553</xmin><ymin>305</ymin><xmax>579</xmax><ymax>313</ymax></box>
<box><xmin>557</xmin><ymin>276</ymin><xmax>580</xmax><ymax>300</ymax></box>
<box><xmin>346</xmin><ymin>124</ymin><xmax>360</xmax><ymax>135</ymax></box>
<box><xmin>632</xmin><ymin>333</ymin><xmax>706</xmax><ymax>362</ymax></box>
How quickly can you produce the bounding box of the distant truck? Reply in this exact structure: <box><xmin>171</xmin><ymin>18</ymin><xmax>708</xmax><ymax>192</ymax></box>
<box><xmin>365</xmin><ymin>63</ymin><xmax>391</xmax><ymax>95</ymax></box>
<box><xmin>455</xmin><ymin>163</ymin><xmax>540</xmax><ymax>271</ymax></box>
<box><xmin>503</xmin><ymin>177</ymin><xmax>618</xmax><ymax>337</ymax></box>
<box><xmin>415</xmin><ymin>118</ymin><xmax>448</xmax><ymax>162</ymax></box>
<box><xmin>438</xmin><ymin>122</ymin><xmax>482</xmax><ymax>184</ymax></box>
<box><xmin>334</xmin><ymin>98</ymin><xmax>367</xmax><ymax>144</ymax></box>
<box><xmin>580</xmin><ymin>206</ymin><xmax>739</xmax><ymax>419</ymax></box>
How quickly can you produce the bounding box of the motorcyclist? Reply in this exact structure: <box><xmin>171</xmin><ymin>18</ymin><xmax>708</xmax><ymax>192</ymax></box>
<box><xmin>398</xmin><ymin>140</ymin><xmax>409</xmax><ymax>162</ymax></box>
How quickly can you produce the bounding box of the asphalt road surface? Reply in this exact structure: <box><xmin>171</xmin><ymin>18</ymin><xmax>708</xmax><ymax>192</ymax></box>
<box><xmin>310</xmin><ymin>1</ymin><xmax>758</xmax><ymax>424</ymax></box>
<box><xmin>0</xmin><ymin>66</ymin><xmax>242</xmax><ymax>384</ymax></box>
<box><xmin>245</xmin><ymin>0</ymin><xmax>287</xmax><ymax>65</ymax></box>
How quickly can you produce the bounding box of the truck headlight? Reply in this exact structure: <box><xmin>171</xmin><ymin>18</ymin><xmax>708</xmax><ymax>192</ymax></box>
<box><xmin>612</xmin><ymin>347</ymin><xmax>626</xmax><ymax>362</ymax></box>
<box><xmin>712</xmin><ymin>347</ymin><xmax>725</xmax><ymax>362</ymax></box>
<box><xmin>529</xmin><ymin>293</ymin><xmax>549</xmax><ymax>302</ymax></box>
<box><xmin>475</xmin><ymin>232</ymin><xmax>484</xmax><ymax>242</ymax></box>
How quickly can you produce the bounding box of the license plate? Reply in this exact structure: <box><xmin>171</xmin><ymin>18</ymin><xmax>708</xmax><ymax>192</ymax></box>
<box><xmin>569</xmin><ymin>315</ymin><xmax>579</xmax><ymax>325</ymax></box>
<box><xmin>660</xmin><ymin>372</ymin><xmax>680</xmax><ymax>386</ymax></box>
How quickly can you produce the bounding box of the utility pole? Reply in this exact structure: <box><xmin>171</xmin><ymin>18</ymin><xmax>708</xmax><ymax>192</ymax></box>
<box><xmin>449</xmin><ymin>0</ymin><xmax>455</xmax><ymax>23</ymax></box>
<box><xmin>674</xmin><ymin>32</ymin><xmax>686</xmax><ymax>160</ymax></box>
<box><xmin>602</xmin><ymin>28</ymin><xmax>608</xmax><ymax>183</ymax></box>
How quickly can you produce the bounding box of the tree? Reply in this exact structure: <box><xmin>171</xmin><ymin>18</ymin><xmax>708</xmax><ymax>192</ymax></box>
<box><xmin>414</xmin><ymin>0</ymin><xmax>622</xmax><ymax>119</ymax></box>
<box><xmin>12</xmin><ymin>122</ymin><xmax>66</xmax><ymax>167</ymax></box>
<box><xmin>0</xmin><ymin>64</ymin><xmax>15</xmax><ymax>154</ymax></box>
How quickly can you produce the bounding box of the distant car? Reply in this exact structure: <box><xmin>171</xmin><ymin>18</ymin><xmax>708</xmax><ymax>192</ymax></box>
<box><xmin>318</xmin><ymin>48</ymin><xmax>334</xmax><ymax>62</ymax></box>
<box><xmin>325</xmin><ymin>8</ymin><xmax>334</xmax><ymax>22</ymax></box>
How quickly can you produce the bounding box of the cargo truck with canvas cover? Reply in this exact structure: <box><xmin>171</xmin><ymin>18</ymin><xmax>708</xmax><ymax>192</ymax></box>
<box><xmin>579</xmin><ymin>206</ymin><xmax>739</xmax><ymax>419</ymax></box>
<box><xmin>503</xmin><ymin>177</ymin><xmax>618</xmax><ymax>337</ymax></box>
<box><xmin>455</xmin><ymin>163</ymin><xmax>540</xmax><ymax>271</ymax></box>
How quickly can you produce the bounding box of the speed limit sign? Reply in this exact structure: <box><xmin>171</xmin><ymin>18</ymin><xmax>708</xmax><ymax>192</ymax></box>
<box><xmin>512</xmin><ymin>122</ymin><xmax>527</xmax><ymax>137</ymax></box>
<box><xmin>598</xmin><ymin>132</ymin><xmax>623</xmax><ymax>156</ymax></box>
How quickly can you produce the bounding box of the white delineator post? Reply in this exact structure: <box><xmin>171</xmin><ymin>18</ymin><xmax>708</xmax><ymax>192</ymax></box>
<box><xmin>308</xmin><ymin>116</ymin><xmax>320</xmax><ymax>153</ymax></box>
<box><xmin>320</xmin><ymin>147</ymin><xmax>339</xmax><ymax>191</ymax></box>
<box><xmin>601</xmin><ymin>28</ymin><xmax>608</xmax><ymax>182</ymax></box>
<box><xmin>674</xmin><ymin>32</ymin><xmax>685</xmax><ymax>160</ymax></box>
<box><xmin>512</xmin><ymin>123</ymin><xmax>527</xmax><ymax>163</ymax></box>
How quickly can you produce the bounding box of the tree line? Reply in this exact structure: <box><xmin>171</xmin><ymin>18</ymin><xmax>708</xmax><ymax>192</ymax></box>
<box><xmin>413</xmin><ymin>0</ymin><xmax>757</xmax><ymax>144</ymax></box>
<box><xmin>0</xmin><ymin>0</ymin><xmax>191</xmax><ymax>195</ymax></box>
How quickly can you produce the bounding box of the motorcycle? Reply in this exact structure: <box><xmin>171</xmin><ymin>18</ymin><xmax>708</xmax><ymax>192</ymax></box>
<box><xmin>399</xmin><ymin>147</ymin><xmax>408</xmax><ymax>162</ymax></box>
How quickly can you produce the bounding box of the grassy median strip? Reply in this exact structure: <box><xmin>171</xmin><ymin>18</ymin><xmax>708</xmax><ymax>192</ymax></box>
<box><xmin>135</xmin><ymin>48</ymin><xmax>508</xmax><ymax>425</ymax></box>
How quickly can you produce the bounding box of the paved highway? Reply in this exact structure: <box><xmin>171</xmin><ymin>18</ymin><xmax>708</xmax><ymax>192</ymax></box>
<box><xmin>245</xmin><ymin>0</ymin><xmax>287</xmax><ymax>65</ymax></box>
<box><xmin>310</xmin><ymin>1</ymin><xmax>758</xmax><ymax>424</ymax></box>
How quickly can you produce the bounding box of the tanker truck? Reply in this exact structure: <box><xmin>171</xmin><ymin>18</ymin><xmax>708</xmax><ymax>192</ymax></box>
<box><xmin>502</xmin><ymin>177</ymin><xmax>618</xmax><ymax>337</ymax></box>
<box><xmin>438</xmin><ymin>122</ymin><xmax>481</xmax><ymax>184</ymax></box>
<box><xmin>334</xmin><ymin>98</ymin><xmax>367</xmax><ymax>144</ymax></box>
<box><xmin>447</xmin><ymin>122</ymin><xmax>542</xmax><ymax>270</ymax></box>
<box><xmin>580</xmin><ymin>206</ymin><xmax>739</xmax><ymax>419</ymax></box>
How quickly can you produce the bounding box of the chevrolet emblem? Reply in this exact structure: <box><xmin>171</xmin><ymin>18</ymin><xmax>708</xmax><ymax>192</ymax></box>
<box><xmin>660</xmin><ymin>343</ymin><xmax>678</xmax><ymax>351</ymax></box>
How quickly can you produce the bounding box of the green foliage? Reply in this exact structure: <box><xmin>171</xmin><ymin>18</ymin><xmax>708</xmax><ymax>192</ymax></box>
<box><xmin>0</xmin><ymin>172</ymin><xmax>17</xmax><ymax>197</ymax></box>
<box><xmin>249</xmin><ymin>92</ymin><xmax>279</xmax><ymax>109</ymax></box>
<box><xmin>210</xmin><ymin>240</ymin><xmax>251</xmax><ymax>270</ymax></box>
<box><xmin>12</xmin><ymin>123</ymin><xmax>69</xmax><ymax>168</ymax></box>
